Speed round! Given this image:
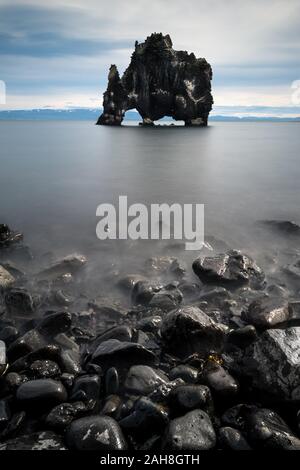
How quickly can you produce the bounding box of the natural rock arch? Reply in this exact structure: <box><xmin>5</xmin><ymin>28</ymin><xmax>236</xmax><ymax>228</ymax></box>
<box><xmin>97</xmin><ymin>33</ymin><xmax>213</xmax><ymax>127</ymax></box>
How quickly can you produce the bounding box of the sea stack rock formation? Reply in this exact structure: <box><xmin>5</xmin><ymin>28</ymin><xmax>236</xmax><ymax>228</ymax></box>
<box><xmin>97</xmin><ymin>33</ymin><xmax>213</xmax><ymax>126</ymax></box>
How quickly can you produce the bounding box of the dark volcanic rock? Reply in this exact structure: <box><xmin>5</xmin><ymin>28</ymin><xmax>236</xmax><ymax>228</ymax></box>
<box><xmin>97</xmin><ymin>33</ymin><xmax>213</xmax><ymax>127</ymax></box>
<box><xmin>235</xmin><ymin>327</ymin><xmax>300</xmax><ymax>402</ymax></box>
<box><xmin>119</xmin><ymin>397</ymin><xmax>169</xmax><ymax>440</ymax></box>
<box><xmin>169</xmin><ymin>385</ymin><xmax>213</xmax><ymax>414</ymax></box>
<box><xmin>162</xmin><ymin>409</ymin><xmax>216</xmax><ymax>450</ymax></box>
<box><xmin>219</xmin><ymin>427</ymin><xmax>251</xmax><ymax>450</ymax></box>
<box><xmin>242</xmin><ymin>297</ymin><xmax>292</xmax><ymax>328</ymax></box>
<box><xmin>202</xmin><ymin>363</ymin><xmax>239</xmax><ymax>399</ymax></box>
<box><xmin>169</xmin><ymin>365</ymin><xmax>199</xmax><ymax>383</ymax></box>
<box><xmin>124</xmin><ymin>365</ymin><xmax>169</xmax><ymax>396</ymax></box>
<box><xmin>131</xmin><ymin>280</ymin><xmax>160</xmax><ymax>305</ymax></box>
<box><xmin>16</xmin><ymin>379</ymin><xmax>67</xmax><ymax>408</ymax></box>
<box><xmin>45</xmin><ymin>401</ymin><xmax>87</xmax><ymax>431</ymax></box>
<box><xmin>90</xmin><ymin>339</ymin><xmax>156</xmax><ymax>370</ymax></box>
<box><xmin>66</xmin><ymin>415</ymin><xmax>127</xmax><ymax>450</ymax></box>
<box><xmin>29</xmin><ymin>359</ymin><xmax>61</xmax><ymax>379</ymax></box>
<box><xmin>89</xmin><ymin>326</ymin><xmax>133</xmax><ymax>354</ymax></box>
<box><xmin>161</xmin><ymin>306</ymin><xmax>227</xmax><ymax>358</ymax></box>
<box><xmin>38</xmin><ymin>311</ymin><xmax>72</xmax><ymax>336</ymax></box>
<box><xmin>71</xmin><ymin>374</ymin><xmax>101</xmax><ymax>402</ymax></box>
<box><xmin>193</xmin><ymin>250</ymin><xmax>265</xmax><ymax>289</ymax></box>
<box><xmin>0</xmin><ymin>224</ymin><xmax>23</xmax><ymax>249</ymax></box>
<box><xmin>247</xmin><ymin>408</ymin><xmax>300</xmax><ymax>450</ymax></box>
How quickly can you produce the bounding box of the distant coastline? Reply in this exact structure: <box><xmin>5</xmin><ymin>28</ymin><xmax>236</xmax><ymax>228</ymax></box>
<box><xmin>0</xmin><ymin>108</ymin><xmax>299</xmax><ymax>122</ymax></box>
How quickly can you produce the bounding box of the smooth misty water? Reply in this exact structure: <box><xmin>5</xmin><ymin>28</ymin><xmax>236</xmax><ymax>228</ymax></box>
<box><xmin>0</xmin><ymin>121</ymin><xmax>299</xmax><ymax>284</ymax></box>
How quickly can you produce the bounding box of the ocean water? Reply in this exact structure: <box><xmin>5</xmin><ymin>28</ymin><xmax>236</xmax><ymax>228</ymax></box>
<box><xmin>0</xmin><ymin>120</ymin><xmax>299</xmax><ymax>288</ymax></box>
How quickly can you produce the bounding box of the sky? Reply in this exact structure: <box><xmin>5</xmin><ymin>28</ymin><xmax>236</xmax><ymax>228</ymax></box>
<box><xmin>0</xmin><ymin>0</ymin><xmax>300</xmax><ymax>116</ymax></box>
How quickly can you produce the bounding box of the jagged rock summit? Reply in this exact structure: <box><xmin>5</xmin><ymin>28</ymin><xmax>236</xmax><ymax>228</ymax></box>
<box><xmin>97</xmin><ymin>33</ymin><xmax>213</xmax><ymax>127</ymax></box>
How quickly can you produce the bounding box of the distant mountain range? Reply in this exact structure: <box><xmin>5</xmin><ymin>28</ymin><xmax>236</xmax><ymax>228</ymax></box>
<box><xmin>0</xmin><ymin>108</ymin><xmax>299</xmax><ymax>122</ymax></box>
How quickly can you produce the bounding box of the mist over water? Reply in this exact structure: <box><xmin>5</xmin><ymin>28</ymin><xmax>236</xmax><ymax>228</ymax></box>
<box><xmin>0</xmin><ymin>120</ymin><xmax>299</xmax><ymax>300</ymax></box>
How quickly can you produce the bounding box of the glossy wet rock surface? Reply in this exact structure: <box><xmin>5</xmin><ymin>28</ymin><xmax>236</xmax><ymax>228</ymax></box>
<box><xmin>1</xmin><ymin>223</ymin><xmax>300</xmax><ymax>451</ymax></box>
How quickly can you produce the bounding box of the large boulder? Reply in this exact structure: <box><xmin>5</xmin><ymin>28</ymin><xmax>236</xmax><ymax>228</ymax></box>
<box><xmin>193</xmin><ymin>250</ymin><xmax>265</xmax><ymax>289</ymax></box>
<box><xmin>236</xmin><ymin>327</ymin><xmax>300</xmax><ymax>402</ymax></box>
<box><xmin>242</xmin><ymin>297</ymin><xmax>292</xmax><ymax>328</ymax></box>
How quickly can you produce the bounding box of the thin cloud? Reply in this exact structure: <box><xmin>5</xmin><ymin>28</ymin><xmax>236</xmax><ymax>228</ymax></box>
<box><xmin>0</xmin><ymin>0</ymin><xmax>299</xmax><ymax>110</ymax></box>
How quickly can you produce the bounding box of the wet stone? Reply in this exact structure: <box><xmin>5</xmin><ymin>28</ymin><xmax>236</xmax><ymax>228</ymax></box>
<box><xmin>221</xmin><ymin>404</ymin><xmax>257</xmax><ymax>432</ymax></box>
<box><xmin>119</xmin><ymin>397</ymin><xmax>169</xmax><ymax>440</ymax></box>
<box><xmin>169</xmin><ymin>365</ymin><xmax>199</xmax><ymax>383</ymax></box>
<box><xmin>9</xmin><ymin>344</ymin><xmax>61</xmax><ymax>373</ymax></box>
<box><xmin>37</xmin><ymin>311</ymin><xmax>72</xmax><ymax>337</ymax></box>
<box><xmin>137</xmin><ymin>316</ymin><xmax>162</xmax><ymax>333</ymax></box>
<box><xmin>90</xmin><ymin>339</ymin><xmax>156</xmax><ymax>370</ymax></box>
<box><xmin>237</xmin><ymin>327</ymin><xmax>300</xmax><ymax>402</ymax></box>
<box><xmin>89</xmin><ymin>326</ymin><xmax>133</xmax><ymax>354</ymax></box>
<box><xmin>148</xmin><ymin>287</ymin><xmax>183</xmax><ymax>311</ymax></box>
<box><xmin>16</xmin><ymin>379</ymin><xmax>68</xmax><ymax>408</ymax></box>
<box><xmin>0</xmin><ymin>431</ymin><xmax>67</xmax><ymax>450</ymax></box>
<box><xmin>202</xmin><ymin>363</ymin><xmax>239</xmax><ymax>399</ymax></box>
<box><xmin>162</xmin><ymin>409</ymin><xmax>216</xmax><ymax>451</ymax></box>
<box><xmin>247</xmin><ymin>408</ymin><xmax>300</xmax><ymax>450</ymax></box>
<box><xmin>101</xmin><ymin>395</ymin><xmax>122</xmax><ymax>418</ymax></box>
<box><xmin>66</xmin><ymin>415</ymin><xmax>127</xmax><ymax>450</ymax></box>
<box><xmin>193</xmin><ymin>250</ymin><xmax>265</xmax><ymax>289</ymax></box>
<box><xmin>148</xmin><ymin>379</ymin><xmax>185</xmax><ymax>403</ymax></box>
<box><xmin>45</xmin><ymin>401</ymin><xmax>87</xmax><ymax>431</ymax></box>
<box><xmin>131</xmin><ymin>281</ymin><xmax>159</xmax><ymax>305</ymax></box>
<box><xmin>124</xmin><ymin>365</ymin><xmax>169</xmax><ymax>396</ymax></box>
<box><xmin>29</xmin><ymin>360</ymin><xmax>61</xmax><ymax>379</ymax></box>
<box><xmin>242</xmin><ymin>297</ymin><xmax>292</xmax><ymax>328</ymax></box>
<box><xmin>71</xmin><ymin>374</ymin><xmax>101</xmax><ymax>402</ymax></box>
<box><xmin>8</xmin><ymin>330</ymin><xmax>49</xmax><ymax>363</ymax></box>
<box><xmin>161</xmin><ymin>306</ymin><xmax>227</xmax><ymax>359</ymax></box>
<box><xmin>169</xmin><ymin>385</ymin><xmax>213</xmax><ymax>414</ymax></box>
<box><xmin>219</xmin><ymin>427</ymin><xmax>252</xmax><ymax>450</ymax></box>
